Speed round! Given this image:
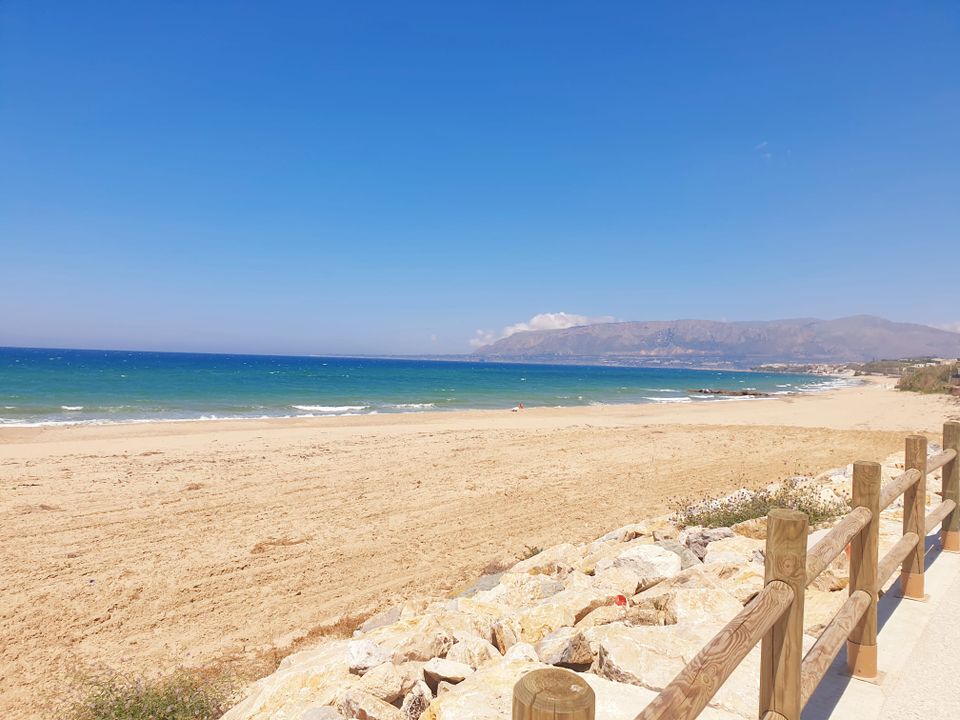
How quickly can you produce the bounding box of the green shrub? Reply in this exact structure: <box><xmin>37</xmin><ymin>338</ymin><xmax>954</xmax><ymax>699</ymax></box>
<box><xmin>69</xmin><ymin>670</ymin><xmax>233</xmax><ymax>720</ymax></box>
<box><xmin>896</xmin><ymin>363</ymin><xmax>958</xmax><ymax>394</ymax></box>
<box><xmin>673</xmin><ymin>481</ymin><xmax>848</xmax><ymax>529</ymax></box>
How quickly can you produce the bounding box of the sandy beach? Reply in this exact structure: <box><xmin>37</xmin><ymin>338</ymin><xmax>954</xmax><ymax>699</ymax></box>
<box><xmin>2</xmin><ymin>378</ymin><xmax>958</xmax><ymax>717</ymax></box>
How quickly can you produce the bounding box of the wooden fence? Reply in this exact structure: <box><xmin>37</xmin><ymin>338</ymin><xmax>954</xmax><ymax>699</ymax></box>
<box><xmin>511</xmin><ymin>421</ymin><xmax>960</xmax><ymax>720</ymax></box>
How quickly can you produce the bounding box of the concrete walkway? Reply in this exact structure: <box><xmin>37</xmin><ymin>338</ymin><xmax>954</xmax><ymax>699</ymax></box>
<box><xmin>802</xmin><ymin>536</ymin><xmax>960</xmax><ymax>719</ymax></box>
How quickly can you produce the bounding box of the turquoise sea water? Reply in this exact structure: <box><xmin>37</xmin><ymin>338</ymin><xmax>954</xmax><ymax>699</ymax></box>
<box><xmin>0</xmin><ymin>347</ymin><xmax>851</xmax><ymax>426</ymax></box>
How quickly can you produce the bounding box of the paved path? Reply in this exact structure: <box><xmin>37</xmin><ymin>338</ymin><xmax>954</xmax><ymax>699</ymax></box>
<box><xmin>803</xmin><ymin>537</ymin><xmax>960</xmax><ymax>719</ymax></box>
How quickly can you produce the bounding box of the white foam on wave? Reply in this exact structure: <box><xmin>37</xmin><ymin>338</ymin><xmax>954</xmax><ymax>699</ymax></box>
<box><xmin>642</xmin><ymin>396</ymin><xmax>691</xmax><ymax>403</ymax></box>
<box><xmin>291</xmin><ymin>405</ymin><xmax>367</xmax><ymax>412</ymax></box>
<box><xmin>390</xmin><ymin>403</ymin><xmax>436</xmax><ymax>410</ymax></box>
<box><xmin>61</xmin><ymin>405</ymin><xmax>84</xmax><ymax>411</ymax></box>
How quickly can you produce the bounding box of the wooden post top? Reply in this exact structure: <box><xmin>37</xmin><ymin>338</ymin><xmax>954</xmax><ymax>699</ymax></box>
<box><xmin>513</xmin><ymin>668</ymin><xmax>595</xmax><ymax>720</ymax></box>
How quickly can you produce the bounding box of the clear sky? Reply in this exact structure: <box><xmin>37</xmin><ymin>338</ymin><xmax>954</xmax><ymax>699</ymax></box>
<box><xmin>2</xmin><ymin>2</ymin><xmax>958</xmax><ymax>355</ymax></box>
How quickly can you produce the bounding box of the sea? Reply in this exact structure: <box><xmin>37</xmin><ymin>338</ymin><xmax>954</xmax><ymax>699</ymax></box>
<box><xmin>0</xmin><ymin>347</ymin><xmax>853</xmax><ymax>427</ymax></box>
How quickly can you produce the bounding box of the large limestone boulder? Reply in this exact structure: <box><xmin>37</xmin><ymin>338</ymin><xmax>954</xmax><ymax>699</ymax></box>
<box><xmin>445</xmin><ymin>637</ymin><xmax>501</xmax><ymax>669</ymax></box>
<box><xmin>423</xmin><ymin>657</ymin><xmax>474</xmax><ymax>686</ymax></box>
<box><xmin>358</xmin><ymin>661</ymin><xmax>405</xmax><ymax>703</ymax></box>
<box><xmin>594</xmin><ymin>622</ymin><xmax>761</xmax><ymax>717</ymax></box>
<box><xmin>420</xmin><ymin>657</ymin><xmax>741</xmax><ymax>720</ymax></box>
<box><xmin>597</xmin><ymin>522</ymin><xmax>652</xmax><ymax>542</ymax></box>
<box><xmin>803</xmin><ymin>589</ymin><xmax>848</xmax><ymax>636</ymax></box>
<box><xmin>703</xmin><ymin>535</ymin><xmax>764</xmax><ymax>566</ymax></box>
<box><xmin>337</xmin><ymin>689</ymin><xmax>405</xmax><ymax>720</ymax></box>
<box><xmin>534</xmin><ymin>626</ymin><xmax>593</xmax><ymax>666</ymax></box>
<box><xmin>221</xmin><ymin>640</ymin><xmax>356</xmax><ymax>720</ymax></box>
<box><xmin>632</xmin><ymin>586</ymin><xmax>744</xmax><ymax>625</ymax></box>
<box><xmin>591</xmin><ymin>566</ymin><xmax>643</xmax><ymax>596</ymax></box>
<box><xmin>400</xmin><ymin>681</ymin><xmax>432</xmax><ymax>720</ymax></box>
<box><xmin>347</xmin><ymin>639</ymin><xmax>393</xmax><ymax>675</ymax></box>
<box><xmin>537</xmin><ymin>587</ymin><xmax>617</xmax><ymax>623</ymax></box>
<box><xmin>516</xmin><ymin>602</ymin><xmax>576</xmax><ymax>643</ymax></box>
<box><xmin>510</xmin><ymin>543</ymin><xmax>583</xmax><ymax>576</ymax></box>
<box><xmin>472</xmin><ymin>573</ymin><xmax>564</xmax><ymax>607</ymax></box>
<box><xmin>654</xmin><ymin>539</ymin><xmax>702</xmax><ymax>569</ymax></box>
<box><xmin>681</xmin><ymin>526</ymin><xmax>735</xmax><ymax>560</ymax></box>
<box><xmin>363</xmin><ymin>615</ymin><xmax>456</xmax><ymax>663</ymax></box>
<box><xmin>594</xmin><ymin>544</ymin><xmax>682</xmax><ymax>590</ymax></box>
<box><xmin>635</xmin><ymin>561</ymin><xmax>765</xmax><ymax>605</ymax></box>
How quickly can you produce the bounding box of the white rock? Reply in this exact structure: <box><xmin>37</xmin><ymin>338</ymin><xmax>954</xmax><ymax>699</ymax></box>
<box><xmin>358</xmin><ymin>661</ymin><xmax>405</xmax><ymax>703</ymax></box>
<box><xmin>534</xmin><ymin>626</ymin><xmax>593</xmax><ymax>666</ymax></box>
<box><xmin>594</xmin><ymin>544</ymin><xmax>682</xmax><ymax>590</ymax></box>
<box><xmin>400</xmin><ymin>680</ymin><xmax>432</xmax><ymax>720</ymax></box>
<box><xmin>337</xmin><ymin>689</ymin><xmax>405</xmax><ymax>720</ymax></box>
<box><xmin>510</xmin><ymin>543</ymin><xmax>582</xmax><ymax>576</ymax></box>
<box><xmin>446</xmin><ymin>637</ymin><xmax>502</xmax><ymax>669</ymax></box>
<box><xmin>347</xmin><ymin>639</ymin><xmax>393</xmax><ymax>675</ymax></box>
<box><xmin>502</xmin><ymin>642</ymin><xmax>539</xmax><ymax>663</ymax></box>
<box><xmin>633</xmin><ymin>586</ymin><xmax>744</xmax><ymax>625</ymax></box>
<box><xmin>703</xmin><ymin>535</ymin><xmax>764</xmax><ymax>565</ymax></box>
<box><xmin>423</xmin><ymin>657</ymin><xmax>475</xmax><ymax>685</ymax></box>
<box><xmin>515</xmin><ymin>602</ymin><xmax>576</xmax><ymax>643</ymax></box>
<box><xmin>301</xmin><ymin>708</ymin><xmax>341</xmax><ymax>720</ymax></box>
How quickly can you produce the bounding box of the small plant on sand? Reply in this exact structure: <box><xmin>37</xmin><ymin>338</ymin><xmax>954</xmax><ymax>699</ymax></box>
<box><xmin>69</xmin><ymin>669</ymin><xmax>234</xmax><ymax>720</ymax></box>
<box><xmin>520</xmin><ymin>544</ymin><xmax>543</xmax><ymax>560</ymax></box>
<box><xmin>673</xmin><ymin>480</ymin><xmax>848</xmax><ymax>529</ymax></box>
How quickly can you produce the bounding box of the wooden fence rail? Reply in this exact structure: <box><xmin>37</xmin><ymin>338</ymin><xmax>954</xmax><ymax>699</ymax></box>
<box><xmin>511</xmin><ymin>421</ymin><xmax>960</xmax><ymax>720</ymax></box>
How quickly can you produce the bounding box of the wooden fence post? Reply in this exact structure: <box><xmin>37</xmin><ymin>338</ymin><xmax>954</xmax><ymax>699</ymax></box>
<box><xmin>760</xmin><ymin>508</ymin><xmax>808</xmax><ymax>720</ymax></box>
<box><xmin>847</xmin><ymin>460</ymin><xmax>881</xmax><ymax>679</ymax></box>
<box><xmin>513</xmin><ymin>668</ymin><xmax>595</xmax><ymax>720</ymax></box>
<box><xmin>944</xmin><ymin>422</ymin><xmax>960</xmax><ymax>553</ymax></box>
<box><xmin>902</xmin><ymin>434</ymin><xmax>927</xmax><ymax>599</ymax></box>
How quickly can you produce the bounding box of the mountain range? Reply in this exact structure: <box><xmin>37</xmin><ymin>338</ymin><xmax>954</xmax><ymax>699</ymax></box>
<box><xmin>472</xmin><ymin>316</ymin><xmax>960</xmax><ymax>366</ymax></box>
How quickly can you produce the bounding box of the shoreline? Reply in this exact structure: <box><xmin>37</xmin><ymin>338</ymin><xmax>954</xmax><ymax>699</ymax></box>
<box><xmin>0</xmin><ymin>378</ymin><xmax>858</xmax><ymax>433</ymax></box>
<box><xmin>2</xmin><ymin>379</ymin><xmax>957</xmax><ymax>717</ymax></box>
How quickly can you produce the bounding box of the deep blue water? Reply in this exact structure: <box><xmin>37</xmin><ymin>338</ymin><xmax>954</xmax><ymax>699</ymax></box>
<box><xmin>0</xmin><ymin>347</ymin><xmax>849</xmax><ymax>426</ymax></box>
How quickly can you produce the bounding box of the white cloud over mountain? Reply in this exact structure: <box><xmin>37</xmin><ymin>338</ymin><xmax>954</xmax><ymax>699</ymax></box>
<box><xmin>469</xmin><ymin>312</ymin><xmax>616</xmax><ymax>349</ymax></box>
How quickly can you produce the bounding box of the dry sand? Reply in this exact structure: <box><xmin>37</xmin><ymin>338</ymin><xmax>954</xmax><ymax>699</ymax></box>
<box><xmin>1</xmin><ymin>378</ymin><xmax>958</xmax><ymax>717</ymax></box>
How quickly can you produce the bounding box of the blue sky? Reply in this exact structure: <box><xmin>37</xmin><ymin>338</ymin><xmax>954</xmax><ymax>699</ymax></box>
<box><xmin>2</xmin><ymin>2</ymin><xmax>958</xmax><ymax>355</ymax></box>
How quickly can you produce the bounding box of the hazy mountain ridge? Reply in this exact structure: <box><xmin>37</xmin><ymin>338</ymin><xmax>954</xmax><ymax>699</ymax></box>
<box><xmin>473</xmin><ymin>315</ymin><xmax>960</xmax><ymax>364</ymax></box>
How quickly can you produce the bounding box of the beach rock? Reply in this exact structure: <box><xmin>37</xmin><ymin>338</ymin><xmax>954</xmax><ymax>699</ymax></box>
<box><xmin>400</xmin><ymin>681</ymin><xmax>432</xmax><ymax>720</ymax></box>
<box><xmin>730</xmin><ymin>517</ymin><xmax>767</xmax><ymax>540</ymax></box>
<box><xmin>364</xmin><ymin>615</ymin><xmax>455</xmax><ymax>663</ymax></box>
<box><xmin>654</xmin><ymin>539</ymin><xmax>702</xmax><ymax>569</ymax></box>
<box><xmin>594</xmin><ymin>544</ymin><xmax>681</xmax><ymax>590</ymax></box>
<box><xmin>337</xmin><ymin>690</ymin><xmax>405</xmax><ymax>720</ymax></box>
<box><xmin>516</xmin><ymin>602</ymin><xmax>576</xmax><ymax>643</ymax></box>
<box><xmin>445</xmin><ymin>637</ymin><xmax>501</xmax><ymax>669</ymax></box>
<box><xmin>301</xmin><ymin>708</ymin><xmax>341</xmax><ymax>720</ymax></box>
<box><xmin>347</xmin><ymin>639</ymin><xmax>393</xmax><ymax>675</ymax></box>
<box><xmin>502</xmin><ymin>642</ymin><xmax>539</xmax><ymax>663</ymax></box>
<box><xmin>423</xmin><ymin>657</ymin><xmax>474</xmax><ymax>686</ymax></box>
<box><xmin>682</xmin><ymin>527</ymin><xmax>735</xmax><ymax>560</ymax></box>
<box><xmin>703</xmin><ymin>535</ymin><xmax>764</xmax><ymax>565</ymax></box>
<box><xmin>632</xmin><ymin>586</ymin><xmax>744</xmax><ymax>626</ymax></box>
<box><xmin>358</xmin><ymin>661</ymin><xmax>405</xmax><ymax>703</ymax></box>
<box><xmin>535</xmin><ymin>626</ymin><xmax>593</xmax><ymax>666</ymax></box>
<box><xmin>511</xmin><ymin>543</ymin><xmax>582</xmax><ymax>576</ymax></box>
<box><xmin>598</xmin><ymin>523</ymin><xmax>651</xmax><ymax>543</ymax></box>
<box><xmin>575</xmin><ymin>604</ymin><xmax>627</xmax><ymax>629</ymax></box>
<box><xmin>804</xmin><ymin>589</ymin><xmax>848</xmax><ymax>637</ymax></box>
<box><xmin>491</xmin><ymin>616</ymin><xmax>520</xmax><ymax>653</ymax></box>
<box><xmin>594</xmin><ymin>622</ymin><xmax>764</xmax><ymax>717</ymax></box>
<box><xmin>473</xmin><ymin>573</ymin><xmax>564</xmax><ymax>607</ymax></box>
<box><xmin>220</xmin><ymin>641</ymin><xmax>357</xmax><ymax>719</ymax></box>
<box><xmin>539</xmin><ymin>587</ymin><xmax>616</xmax><ymax>623</ymax></box>
<box><xmin>592</xmin><ymin>566</ymin><xmax>643</xmax><ymax>596</ymax></box>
